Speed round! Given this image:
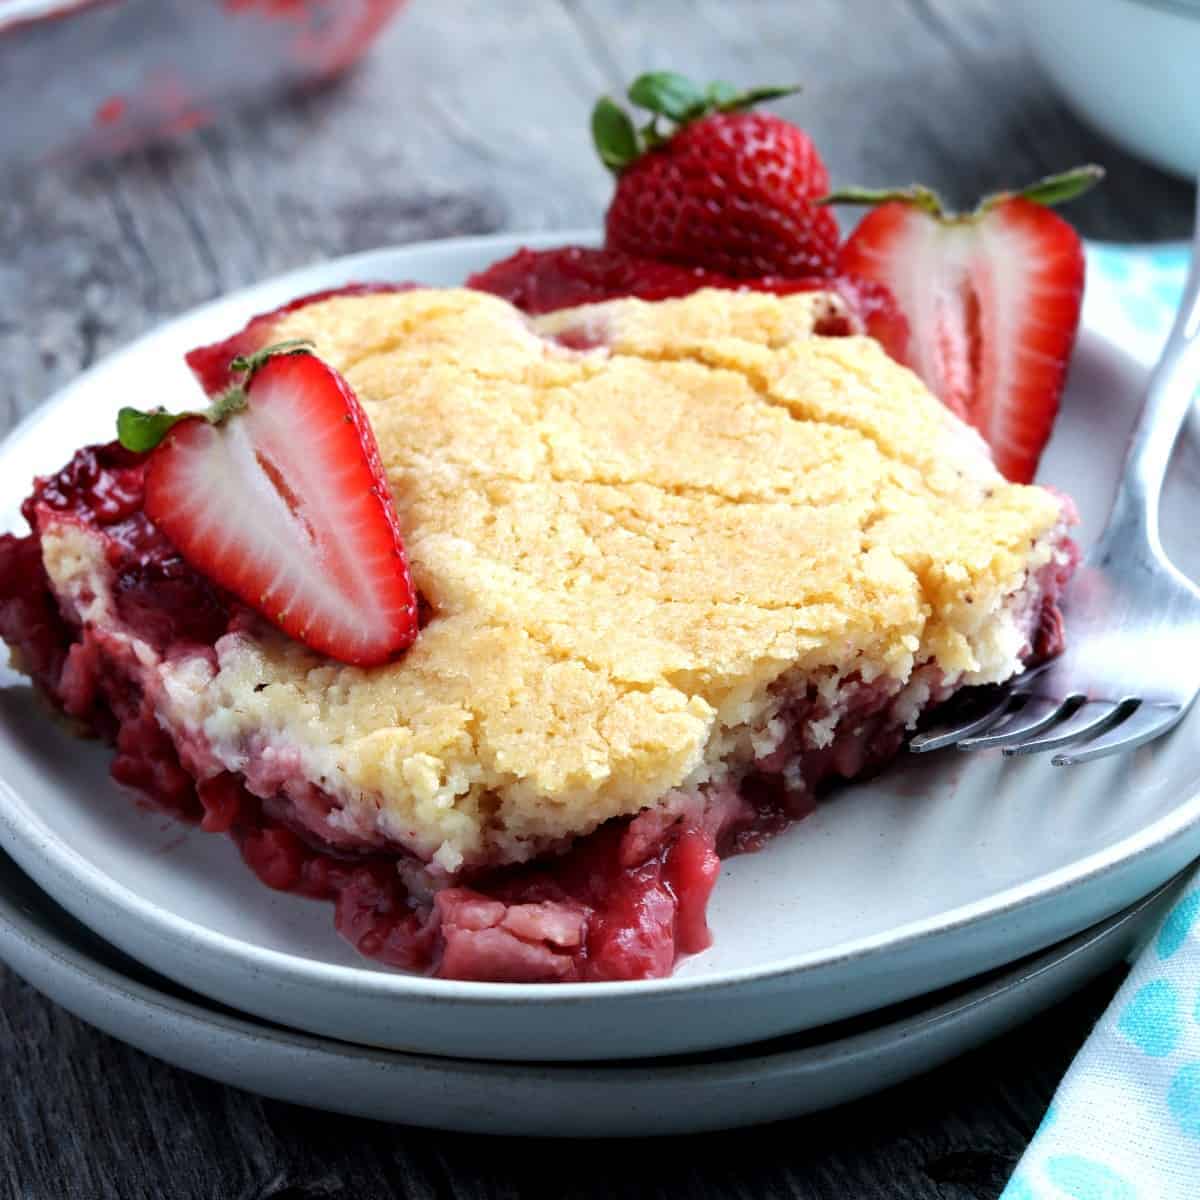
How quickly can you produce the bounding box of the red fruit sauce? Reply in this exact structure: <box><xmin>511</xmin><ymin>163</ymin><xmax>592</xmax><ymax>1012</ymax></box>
<box><xmin>465</xmin><ymin>244</ymin><xmax>910</xmax><ymax>362</ymax></box>
<box><xmin>186</xmin><ymin>283</ymin><xmax>417</xmax><ymax>395</ymax></box>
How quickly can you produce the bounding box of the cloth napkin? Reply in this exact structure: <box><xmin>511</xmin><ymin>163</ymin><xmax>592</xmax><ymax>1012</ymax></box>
<box><xmin>1001</xmin><ymin>240</ymin><xmax>1198</xmax><ymax>1199</ymax></box>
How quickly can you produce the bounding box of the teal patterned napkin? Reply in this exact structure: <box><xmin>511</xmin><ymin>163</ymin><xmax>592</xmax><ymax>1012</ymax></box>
<box><xmin>1084</xmin><ymin>242</ymin><xmax>1191</xmax><ymax>363</ymax></box>
<box><xmin>1002</xmin><ymin>241</ymin><xmax>1197</xmax><ymax>1200</ymax></box>
<box><xmin>1002</xmin><ymin>879</ymin><xmax>1200</xmax><ymax>1200</ymax></box>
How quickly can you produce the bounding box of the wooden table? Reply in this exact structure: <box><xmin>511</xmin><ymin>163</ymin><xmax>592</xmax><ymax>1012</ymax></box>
<box><xmin>0</xmin><ymin>2</ymin><xmax>1193</xmax><ymax>1195</ymax></box>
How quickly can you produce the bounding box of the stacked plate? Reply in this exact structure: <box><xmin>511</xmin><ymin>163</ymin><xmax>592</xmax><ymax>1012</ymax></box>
<box><xmin>1</xmin><ymin>233</ymin><xmax>1198</xmax><ymax>1136</ymax></box>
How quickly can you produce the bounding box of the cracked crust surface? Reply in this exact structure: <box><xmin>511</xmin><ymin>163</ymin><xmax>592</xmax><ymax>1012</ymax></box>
<box><xmin>42</xmin><ymin>287</ymin><xmax>1064</xmax><ymax>872</ymax></box>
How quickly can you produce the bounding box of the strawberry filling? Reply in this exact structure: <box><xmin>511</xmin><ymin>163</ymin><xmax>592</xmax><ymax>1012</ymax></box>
<box><xmin>464</xmin><ymin>245</ymin><xmax>909</xmax><ymax>361</ymax></box>
<box><xmin>186</xmin><ymin>283</ymin><xmax>418</xmax><ymax>395</ymax></box>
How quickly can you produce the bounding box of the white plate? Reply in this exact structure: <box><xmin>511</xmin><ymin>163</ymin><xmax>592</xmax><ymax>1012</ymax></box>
<box><xmin>0</xmin><ymin>850</ymin><xmax>1185</xmax><ymax>1136</ymax></box>
<box><xmin>1</xmin><ymin>231</ymin><xmax>1198</xmax><ymax>1062</ymax></box>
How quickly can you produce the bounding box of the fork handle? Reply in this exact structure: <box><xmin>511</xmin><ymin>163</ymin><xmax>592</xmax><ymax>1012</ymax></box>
<box><xmin>1103</xmin><ymin>187</ymin><xmax>1200</xmax><ymax>552</ymax></box>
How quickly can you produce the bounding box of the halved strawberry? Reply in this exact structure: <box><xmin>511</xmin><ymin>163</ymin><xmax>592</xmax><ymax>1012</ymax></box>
<box><xmin>831</xmin><ymin>166</ymin><xmax>1102</xmax><ymax>483</ymax></box>
<box><xmin>118</xmin><ymin>343</ymin><xmax>417</xmax><ymax>666</ymax></box>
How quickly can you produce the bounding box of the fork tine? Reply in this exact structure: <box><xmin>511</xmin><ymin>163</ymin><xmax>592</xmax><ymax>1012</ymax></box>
<box><xmin>1051</xmin><ymin>703</ymin><xmax>1186</xmax><ymax>767</ymax></box>
<box><xmin>1002</xmin><ymin>700</ymin><xmax>1128</xmax><ymax>758</ymax></box>
<box><xmin>957</xmin><ymin>696</ymin><xmax>1077</xmax><ymax>751</ymax></box>
<box><xmin>909</xmin><ymin>688</ymin><xmax>1017</xmax><ymax>753</ymax></box>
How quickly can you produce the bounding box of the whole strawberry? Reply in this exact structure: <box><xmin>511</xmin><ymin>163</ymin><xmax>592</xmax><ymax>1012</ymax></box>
<box><xmin>596</xmin><ymin>72</ymin><xmax>839</xmax><ymax>278</ymax></box>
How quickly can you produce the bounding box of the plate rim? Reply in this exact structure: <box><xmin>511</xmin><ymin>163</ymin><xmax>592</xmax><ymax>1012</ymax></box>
<box><xmin>0</xmin><ymin>846</ymin><xmax>1182</xmax><ymax>1075</ymax></box>
<box><xmin>1</xmin><ymin>228</ymin><xmax>1197</xmax><ymax>1010</ymax></box>
<box><xmin>5</xmin><ymin>849</ymin><xmax>1178</xmax><ymax>1136</ymax></box>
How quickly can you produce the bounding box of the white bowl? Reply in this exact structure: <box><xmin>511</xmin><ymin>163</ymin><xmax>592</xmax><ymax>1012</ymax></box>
<box><xmin>1019</xmin><ymin>0</ymin><xmax>1200</xmax><ymax>179</ymax></box>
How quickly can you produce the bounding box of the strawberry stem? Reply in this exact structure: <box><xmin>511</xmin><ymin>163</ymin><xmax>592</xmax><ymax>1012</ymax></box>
<box><xmin>209</xmin><ymin>383</ymin><xmax>250</xmax><ymax>424</ymax></box>
<box><xmin>228</xmin><ymin>338</ymin><xmax>315</xmax><ymax>381</ymax></box>
<box><xmin>116</xmin><ymin>339</ymin><xmax>315</xmax><ymax>453</ymax></box>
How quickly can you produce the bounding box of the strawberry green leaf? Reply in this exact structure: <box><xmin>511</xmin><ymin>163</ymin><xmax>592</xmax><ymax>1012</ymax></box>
<box><xmin>627</xmin><ymin>71</ymin><xmax>708</xmax><ymax>121</ymax></box>
<box><xmin>1000</xmin><ymin>164</ymin><xmax>1105</xmax><ymax>210</ymax></box>
<box><xmin>705</xmin><ymin>80</ymin><xmax>739</xmax><ymax>108</ymax></box>
<box><xmin>717</xmin><ymin>83</ymin><xmax>801</xmax><ymax>112</ymax></box>
<box><xmin>116</xmin><ymin>406</ymin><xmax>195</xmax><ymax>453</ymax></box>
<box><xmin>821</xmin><ymin>185</ymin><xmax>944</xmax><ymax>216</ymax></box>
<box><xmin>592</xmin><ymin>97</ymin><xmax>639</xmax><ymax>171</ymax></box>
<box><xmin>827</xmin><ymin>167</ymin><xmax>1103</xmax><ymax>224</ymax></box>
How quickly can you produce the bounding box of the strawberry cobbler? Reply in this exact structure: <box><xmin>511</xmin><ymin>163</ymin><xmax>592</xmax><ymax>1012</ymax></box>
<box><xmin>0</xmin><ymin>284</ymin><xmax>1077</xmax><ymax>982</ymax></box>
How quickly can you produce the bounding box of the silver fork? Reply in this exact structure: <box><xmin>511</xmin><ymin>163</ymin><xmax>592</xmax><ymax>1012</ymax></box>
<box><xmin>911</xmin><ymin>197</ymin><xmax>1200</xmax><ymax>768</ymax></box>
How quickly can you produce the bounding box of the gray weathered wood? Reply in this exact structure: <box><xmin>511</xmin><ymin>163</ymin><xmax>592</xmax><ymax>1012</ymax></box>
<box><xmin>0</xmin><ymin>0</ymin><xmax>1192</xmax><ymax>1196</ymax></box>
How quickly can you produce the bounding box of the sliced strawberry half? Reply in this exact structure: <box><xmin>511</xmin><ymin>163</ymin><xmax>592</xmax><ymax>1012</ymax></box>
<box><xmin>186</xmin><ymin>282</ymin><xmax>417</xmax><ymax>396</ymax></box>
<box><xmin>831</xmin><ymin>166</ymin><xmax>1102</xmax><ymax>483</ymax></box>
<box><xmin>118</xmin><ymin>343</ymin><xmax>418</xmax><ymax>666</ymax></box>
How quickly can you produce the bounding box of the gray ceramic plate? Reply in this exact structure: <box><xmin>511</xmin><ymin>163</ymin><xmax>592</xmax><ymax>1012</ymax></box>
<box><xmin>0</xmin><ymin>850</ymin><xmax>1186</xmax><ymax>1136</ymax></box>
<box><xmin>1</xmin><ymin>231</ymin><xmax>1199</xmax><ymax>1062</ymax></box>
